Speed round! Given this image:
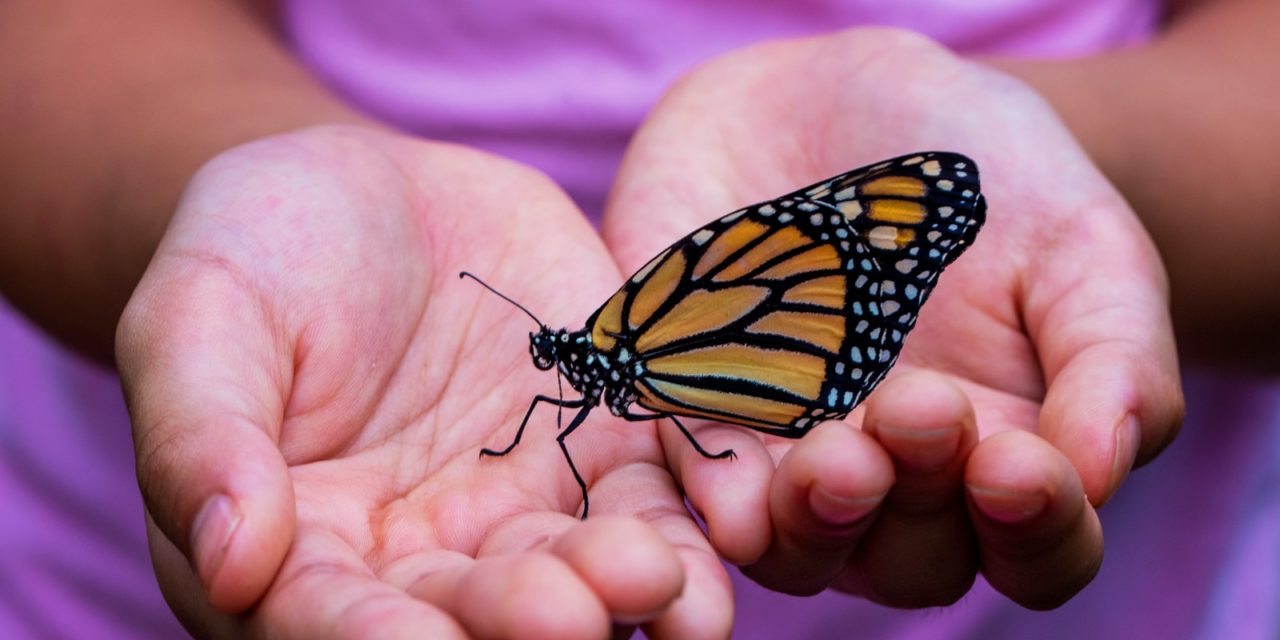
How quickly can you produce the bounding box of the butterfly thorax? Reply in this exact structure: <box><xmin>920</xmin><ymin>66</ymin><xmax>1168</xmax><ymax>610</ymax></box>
<box><xmin>529</xmin><ymin>326</ymin><xmax>640</xmax><ymax>415</ymax></box>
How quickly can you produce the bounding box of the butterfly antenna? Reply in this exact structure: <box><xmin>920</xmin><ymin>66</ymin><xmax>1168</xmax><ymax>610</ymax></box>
<box><xmin>459</xmin><ymin>272</ymin><xmax>545</xmax><ymax>327</ymax></box>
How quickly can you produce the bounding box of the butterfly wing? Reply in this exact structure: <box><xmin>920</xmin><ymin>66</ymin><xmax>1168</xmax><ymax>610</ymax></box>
<box><xmin>588</xmin><ymin>151</ymin><xmax>985</xmax><ymax>436</ymax></box>
<box><xmin>786</xmin><ymin>151</ymin><xmax>986</xmax><ymax>390</ymax></box>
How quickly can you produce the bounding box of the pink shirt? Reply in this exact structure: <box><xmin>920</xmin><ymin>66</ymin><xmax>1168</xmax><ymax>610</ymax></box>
<box><xmin>283</xmin><ymin>0</ymin><xmax>1159</xmax><ymax>219</ymax></box>
<box><xmin>7</xmin><ymin>2</ymin><xmax>1279</xmax><ymax>638</ymax></box>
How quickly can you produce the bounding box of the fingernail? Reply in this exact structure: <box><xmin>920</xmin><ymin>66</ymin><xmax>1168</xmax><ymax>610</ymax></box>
<box><xmin>808</xmin><ymin>486</ymin><xmax>883</xmax><ymax>526</ymax></box>
<box><xmin>191</xmin><ymin>494</ymin><xmax>241</xmax><ymax>587</ymax></box>
<box><xmin>1108</xmin><ymin>415</ymin><xmax>1141</xmax><ymax>495</ymax></box>
<box><xmin>969</xmin><ymin>486</ymin><xmax>1047</xmax><ymax>524</ymax></box>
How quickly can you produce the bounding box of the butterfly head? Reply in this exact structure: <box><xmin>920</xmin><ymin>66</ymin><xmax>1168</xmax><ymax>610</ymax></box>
<box><xmin>528</xmin><ymin>327</ymin><xmax>561</xmax><ymax>371</ymax></box>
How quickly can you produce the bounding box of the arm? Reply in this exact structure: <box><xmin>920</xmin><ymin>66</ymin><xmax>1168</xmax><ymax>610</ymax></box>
<box><xmin>0</xmin><ymin>0</ymin><xmax>367</xmax><ymax>360</ymax></box>
<box><xmin>992</xmin><ymin>0</ymin><xmax>1280</xmax><ymax>367</ymax></box>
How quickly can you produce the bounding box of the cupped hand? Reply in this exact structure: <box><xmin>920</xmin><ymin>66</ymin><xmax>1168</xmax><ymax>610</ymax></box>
<box><xmin>117</xmin><ymin>126</ymin><xmax>731</xmax><ymax>638</ymax></box>
<box><xmin>603</xmin><ymin>28</ymin><xmax>1183</xmax><ymax>609</ymax></box>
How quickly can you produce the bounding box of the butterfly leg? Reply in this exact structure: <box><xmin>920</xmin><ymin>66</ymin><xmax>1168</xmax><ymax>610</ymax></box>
<box><xmin>555</xmin><ymin>404</ymin><xmax>596</xmax><ymax>519</ymax></box>
<box><xmin>480</xmin><ymin>395</ymin><xmax>586</xmax><ymax>458</ymax></box>
<box><xmin>623</xmin><ymin>411</ymin><xmax>736</xmax><ymax>461</ymax></box>
<box><xmin>667</xmin><ymin>414</ymin><xmax>737</xmax><ymax>461</ymax></box>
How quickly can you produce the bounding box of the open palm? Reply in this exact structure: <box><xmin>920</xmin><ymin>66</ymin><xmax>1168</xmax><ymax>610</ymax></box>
<box><xmin>118</xmin><ymin>126</ymin><xmax>731</xmax><ymax>638</ymax></box>
<box><xmin>603</xmin><ymin>29</ymin><xmax>1184</xmax><ymax>608</ymax></box>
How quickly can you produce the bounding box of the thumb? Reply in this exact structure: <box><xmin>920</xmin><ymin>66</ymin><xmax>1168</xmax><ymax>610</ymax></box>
<box><xmin>117</xmin><ymin>267</ymin><xmax>295</xmax><ymax>613</ymax></box>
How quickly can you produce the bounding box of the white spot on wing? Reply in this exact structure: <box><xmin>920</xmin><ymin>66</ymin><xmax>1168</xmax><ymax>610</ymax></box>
<box><xmin>806</xmin><ymin>183</ymin><xmax>832</xmax><ymax>197</ymax></box>
<box><xmin>868</xmin><ymin>226</ymin><xmax>898</xmax><ymax>250</ymax></box>
<box><xmin>838</xmin><ymin>200</ymin><xmax>864</xmax><ymax>220</ymax></box>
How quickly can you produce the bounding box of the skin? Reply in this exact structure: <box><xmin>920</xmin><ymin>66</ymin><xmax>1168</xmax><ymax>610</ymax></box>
<box><xmin>1</xmin><ymin>0</ymin><xmax>1275</xmax><ymax>636</ymax></box>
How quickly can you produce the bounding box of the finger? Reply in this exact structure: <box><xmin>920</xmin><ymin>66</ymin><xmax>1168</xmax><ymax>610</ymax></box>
<box><xmin>1023</xmin><ymin>206</ymin><xmax>1185</xmax><ymax>504</ymax></box>
<box><xmin>255</xmin><ymin>532</ymin><xmax>467</xmax><ymax>639</ymax></box>
<box><xmin>643</xmin><ymin>542</ymin><xmax>735</xmax><ymax>640</ymax></box>
<box><xmin>401</xmin><ymin>550</ymin><xmax>610</xmax><ymax>639</ymax></box>
<box><xmin>118</xmin><ymin>270</ymin><xmax>293</xmax><ymax>612</ymax></box>
<box><xmin>593</xmin><ymin>459</ymin><xmax>735</xmax><ymax>639</ymax></box>
<box><xmin>966</xmin><ymin>430</ymin><xmax>1103</xmax><ymax>610</ymax></box>
<box><xmin>660</xmin><ymin>420</ymin><xmax>775</xmax><ymax>565</ymax></box>
<box><xmin>740</xmin><ymin>422</ymin><xmax>894</xmax><ymax>596</ymax></box>
<box><xmin>463</xmin><ymin>465</ymin><xmax>699</xmax><ymax>628</ymax></box>
<box><xmin>147</xmin><ymin>514</ymin><xmax>244</xmax><ymax>638</ymax></box>
<box><xmin>395</xmin><ymin>461</ymin><xmax>732</xmax><ymax>639</ymax></box>
<box><xmin>842</xmin><ymin>371</ymin><xmax>979</xmax><ymax>607</ymax></box>
<box><xmin>388</xmin><ymin>506</ymin><xmax>681</xmax><ymax>638</ymax></box>
<box><xmin>551</xmin><ymin>516</ymin><xmax>684</xmax><ymax>624</ymax></box>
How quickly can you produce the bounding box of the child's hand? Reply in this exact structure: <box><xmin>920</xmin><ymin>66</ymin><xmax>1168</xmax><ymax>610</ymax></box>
<box><xmin>117</xmin><ymin>126</ymin><xmax>731</xmax><ymax>638</ymax></box>
<box><xmin>604</xmin><ymin>28</ymin><xmax>1183</xmax><ymax>609</ymax></box>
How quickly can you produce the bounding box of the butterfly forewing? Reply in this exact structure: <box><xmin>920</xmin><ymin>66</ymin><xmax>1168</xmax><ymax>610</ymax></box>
<box><xmin>586</xmin><ymin>151</ymin><xmax>984</xmax><ymax>436</ymax></box>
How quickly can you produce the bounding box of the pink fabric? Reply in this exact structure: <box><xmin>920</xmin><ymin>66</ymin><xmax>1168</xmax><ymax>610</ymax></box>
<box><xmin>8</xmin><ymin>1</ymin><xmax>1279</xmax><ymax>638</ymax></box>
<box><xmin>0</xmin><ymin>301</ymin><xmax>185</xmax><ymax>638</ymax></box>
<box><xmin>281</xmin><ymin>0</ymin><xmax>1159</xmax><ymax>218</ymax></box>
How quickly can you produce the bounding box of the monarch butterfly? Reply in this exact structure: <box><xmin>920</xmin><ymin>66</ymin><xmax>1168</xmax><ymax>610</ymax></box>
<box><xmin>463</xmin><ymin>151</ymin><xmax>985</xmax><ymax>518</ymax></box>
